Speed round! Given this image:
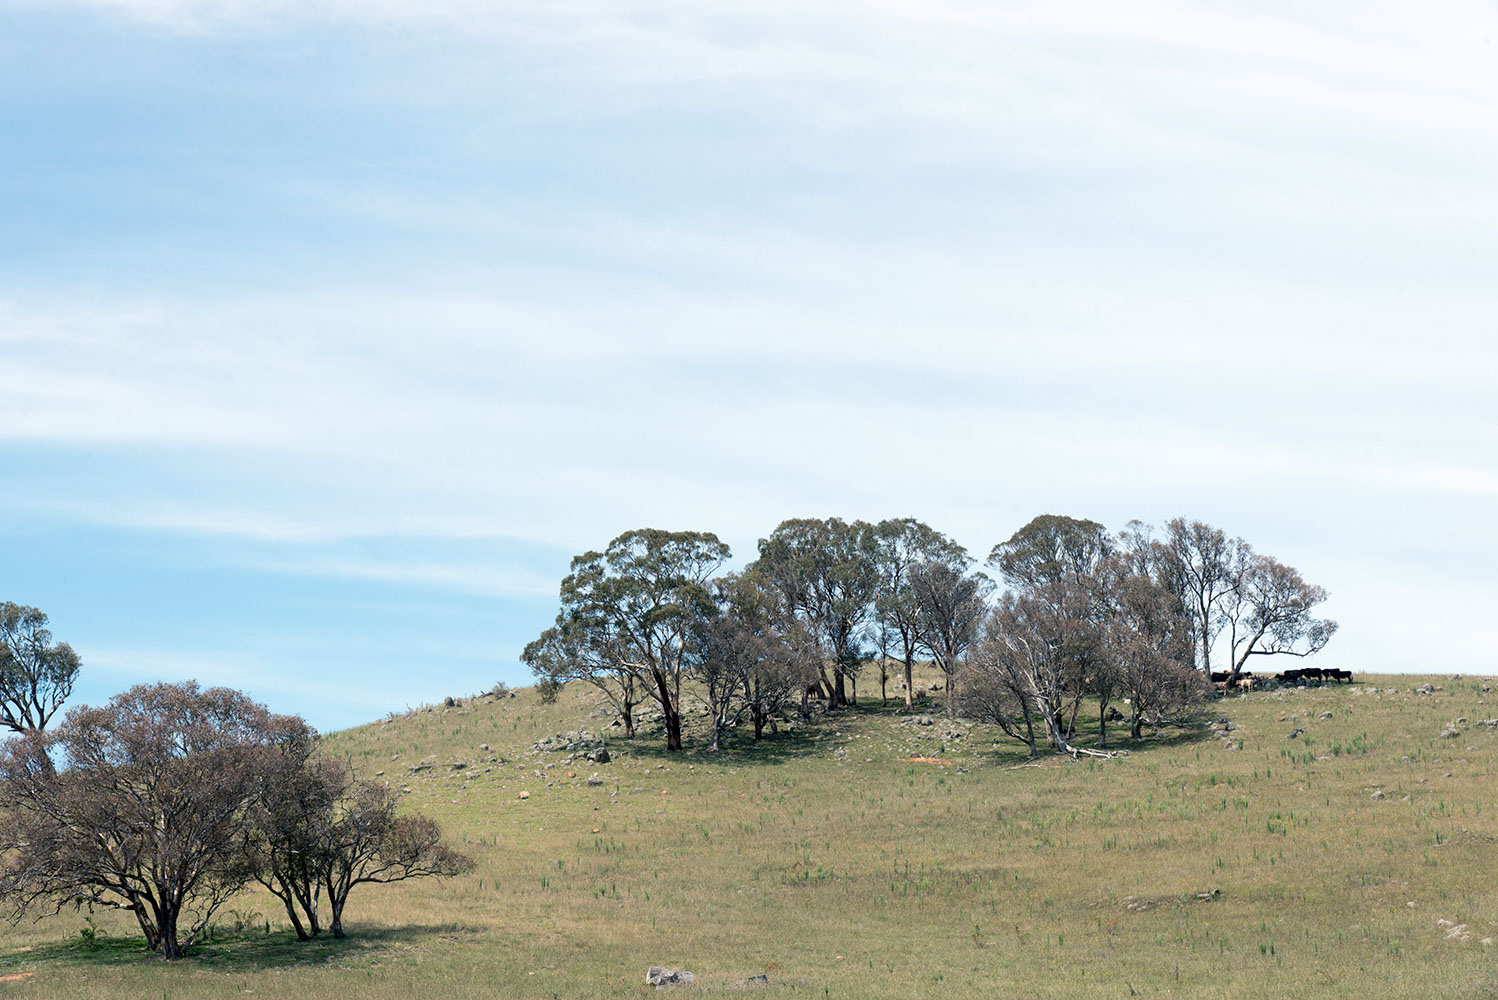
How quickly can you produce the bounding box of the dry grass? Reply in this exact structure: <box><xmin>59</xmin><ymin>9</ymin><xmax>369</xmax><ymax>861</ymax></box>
<box><xmin>1</xmin><ymin>672</ymin><xmax>1496</xmax><ymax>998</ymax></box>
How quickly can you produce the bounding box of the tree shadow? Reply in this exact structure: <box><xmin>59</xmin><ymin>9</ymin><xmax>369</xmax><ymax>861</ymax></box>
<box><xmin>7</xmin><ymin>921</ymin><xmax>484</xmax><ymax>972</ymax></box>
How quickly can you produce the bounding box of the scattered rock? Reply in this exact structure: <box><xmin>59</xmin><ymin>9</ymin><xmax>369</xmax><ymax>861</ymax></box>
<box><xmin>449</xmin><ymin>762</ymin><xmax>467</xmax><ymax>770</ymax></box>
<box><xmin>646</xmin><ymin>966</ymin><xmax>695</xmax><ymax>988</ymax></box>
<box><xmin>587</xmin><ymin>774</ymin><xmax>605</xmax><ymax>786</ymax></box>
<box><xmin>736</xmin><ymin>974</ymin><xmax>770</xmax><ymax>988</ymax></box>
<box><xmin>1440</xmin><ymin>724</ymin><xmax>1461</xmax><ymax>739</ymax></box>
<box><xmin>1286</xmin><ymin>728</ymin><xmax>1305</xmax><ymax>739</ymax></box>
<box><xmin>1319</xmin><ymin>712</ymin><xmax>1333</xmax><ymax>720</ymax></box>
<box><xmin>518</xmin><ymin>790</ymin><xmax>530</xmax><ymax>800</ymax></box>
<box><xmin>533</xmin><ymin>730</ymin><xmax>608</xmax><ymax>756</ymax></box>
<box><xmin>409</xmin><ymin>764</ymin><xmax>434</xmax><ymax>774</ymax></box>
<box><xmin>1371</xmin><ymin>790</ymin><xmax>1385</xmax><ymax>800</ymax></box>
<box><xmin>480</xmin><ymin>744</ymin><xmax>490</xmax><ymax>751</ymax></box>
<box><xmin>1416</xmin><ymin>684</ymin><xmax>1435</xmax><ymax>696</ymax></box>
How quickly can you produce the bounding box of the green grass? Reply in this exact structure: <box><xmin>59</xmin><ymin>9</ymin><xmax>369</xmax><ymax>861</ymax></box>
<box><xmin>2</xmin><ymin>672</ymin><xmax>1496</xmax><ymax>998</ymax></box>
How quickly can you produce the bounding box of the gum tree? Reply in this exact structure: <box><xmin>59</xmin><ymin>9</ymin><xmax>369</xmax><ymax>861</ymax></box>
<box><xmin>532</xmin><ymin>528</ymin><xmax>729</xmax><ymax>751</ymax></box>
<box><xmin>0</xmin><ymin>682</ymin><xmax>312</xmax><ymax>959</ymax></box>
<box><xmin>0</xmin><ymin>603</ymin><xmax>81</xmax><ymax>736</ymax></box>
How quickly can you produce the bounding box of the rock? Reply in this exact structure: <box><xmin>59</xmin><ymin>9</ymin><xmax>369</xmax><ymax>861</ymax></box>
<box><xmin>1223</xmin><ymin>740</ymin><xmax>1242</xmax><ymax>751</ymax></box>
<box><xmin>646</xmin><ymin>966</ymin><xmax>695</xmax><ymax>987</ymax></box>
<box><xmin>1371</xmin><ymin>790</ymin><xmax>1385</xmax><ymax>800</ymax></box>
<box><xmin>1319</xmin><ymin>712</ymin><xmax>1333</xmax><ymax>720</ymax></box>
<box><xmin>587</xmin><ymin>774</ymin><xmax>605</xmax><ymax>786</ymax></box>
<box><xmin>589</xmin><ymin>748</ymin><xmax>611</xmax><ymax>764</ymax></box>
<box><xmin>374</xmin><ymin>770</ymin><xmax>385</xmax><ymax>777</ymax></box>
<box><xmin>533</xmin><ymin>729</ymin><xmax>608</xmax><ymax>755</ymax></box>
<box><xmin>449</xmin><ymin>762</ymin><xmax>467</xmax><ymax>770</ymax></box>
<box><xmin>480</xmin><ymin>744</ymin><xmax>490</xmax><ymax>751</ymax></box>
<box><xmin>517</xmin><ymin>790</ymin><xmax>530</xmax><ymax>800</ymax></box>
<box><xmin>1286</xmin><ymin>728</ymin><xmax>1305</xmax><ymax>739</ymax></box>
<box><xmin>736</xmin><ymin>974</ymin><xmax>770</xmax><ymax>987</ymax></box>
<box><xmin>1440</xmin><ymin>724</ymin><xmax>1461</xmax><ymax>739</ymax></box>
<box><xmin>1416</xmin><ymin>684</ymin><xmax>1434</xmax><ymax>696</ymax></box>
<box><xmin>409</xmin><ymin>764</ymin><xmax>433</xmax><ymax>774</ymax></box>
<box><xmin>912</xmin><ymin>715</ymin><xmax>934</xmax><ymax>726</ymax></box>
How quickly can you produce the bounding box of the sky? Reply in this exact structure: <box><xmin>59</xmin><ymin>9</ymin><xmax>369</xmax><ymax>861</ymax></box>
<box><xmin>2</xmin><ymin>0</ymin><xmax>1496</xmax><ymax>732</ymax></box>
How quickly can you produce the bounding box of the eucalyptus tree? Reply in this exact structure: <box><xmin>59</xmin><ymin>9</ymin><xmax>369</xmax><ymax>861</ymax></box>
<box><xmin>986</xmin><ymin>514</ymin><xmax>1114</xmax><ymax>592</ymax></box>
<box><xmin>0</xmin><ymin>682</ymin><xmax>312</xmax><ymax>959</ymax></box>
<box><xmin>697</xmin><ymin>570</ymin><xmax>818</xmax><ymax>748</ymax></box>
<box><xmin>871</xmin><ymin>518</ymin><xmax>967</xmax><ymax>710</ymax></box>
<box><xmin>0</xmin><ymin>602</ymin><xmax>81</xmax><ymax>736</ymax></box>
<box><xmin>986</xmin><ymin>515</ymin><xmax>1113</xmax><ymax>738</ymax></box>
<box><xmin>753</xmin><ymin>518</ymin><xmax>878</xmax><ymax>709</ymax></box>
<box><xmin>523</xmin><ymin>621</ymin><xmax>644</xmax><ymax>738</ymax></box>
<box><xmin>963</xmin><ymin>584</ymin><xmax>1097</xmax><ymax>756</ymax></box>
<box><xmin>908</xmin><ymin>557</ymin><xmax>991</xmax><ymax>719</ymax></box>
<box><xmin>528</xmin><ymin>528</ymin><xmax>729</xmax><ymax>751</ymax></box>
<box><xmin>1161</xmin><ymin>519</ymin><xmax>1250</xmax><ymax>676</ymax></box>
<box><xmin>1098</xmin><ymin>562</ymin><xmax>1203</xmax><ymax>742</ymax></box>
<box><xmin>1221</xmin><ymin>554</ymin><xmax>1338</xmax><ymax>680</ymax></box>
<box><xmin>253</xmin><ymin>761</ymin><xmax>471</xmax><ymax>940</ymax></box>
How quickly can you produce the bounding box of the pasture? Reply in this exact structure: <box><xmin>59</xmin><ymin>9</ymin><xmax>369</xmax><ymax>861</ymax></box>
<box><xmin>0</xmin><ymin>672</ymin><xmax>1495</xmax><ymax>999</ymax></box>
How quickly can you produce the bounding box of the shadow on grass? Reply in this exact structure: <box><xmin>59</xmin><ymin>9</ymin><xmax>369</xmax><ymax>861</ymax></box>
<box><xmin>9</xmin><ymin>921</ymin><xmax>483</xmax><ymax>972</ymax></box>
<box><xmin>600</xmin><ymin>697</ymin><xmax>1216</xmax><ymax>770</ymax></box>
<box><xmin>618</xmin><ymin>698</ymin><xmax>918</xmax><ymax>768</ymax></box>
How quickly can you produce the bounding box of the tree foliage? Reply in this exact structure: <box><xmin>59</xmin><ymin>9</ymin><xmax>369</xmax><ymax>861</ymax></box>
<box><xmin>0</xmin><ymin>682</ymin><xmax>312</xmax><ymax>959</ymax></box>
<box><xmin>753</xmin><ymin>518</ymin><xmax>878</xmax><ymax>708</ymax></box>
<box><xmin>0</xmin><ymin>602</ymin><xmax>81</xmax><ymax>735</ymax></box>
<box><xmin>253</xmin><ymin>763</ymin><xmax>472</xmax><ymax>940</ymax></box>
<box><xmin>528</xmin><ymin>529</ymin><xmax>729</xmax><ymax>751</ymax></box>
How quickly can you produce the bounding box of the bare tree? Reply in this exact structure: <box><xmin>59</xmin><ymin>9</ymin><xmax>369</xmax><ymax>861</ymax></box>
<box><xmin>0</xmin><ymin>682</ymin><xmax>312</xmax><ymax>959</ymax></box>
<box><xmin>0</xmin><ymin>603</ymin><xmax>81</xmax><ymax>736</ymax></box>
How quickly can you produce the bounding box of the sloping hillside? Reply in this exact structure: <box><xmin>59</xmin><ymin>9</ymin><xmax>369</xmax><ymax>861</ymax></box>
<box><xmin>2</xmin><ymin>673</ymin><xmax>1496</xmax><ymax>1000</ymax></box>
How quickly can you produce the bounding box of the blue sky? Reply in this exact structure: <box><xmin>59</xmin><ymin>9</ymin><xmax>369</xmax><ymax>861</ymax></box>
<box><xmin>3</xmin><ymin>0</ymin><xmax>1496</xmax><ymax>732</ymax></box>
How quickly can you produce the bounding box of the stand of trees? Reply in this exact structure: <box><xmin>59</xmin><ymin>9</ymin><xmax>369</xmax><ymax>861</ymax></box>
<box><xmin>527</xmin><ymin>514</ymin><xmax>1337</xmax><ymax>757</ymax></box>
<box><xmin>0</xmin><ymin>681</ymin><xmax>471</xmax><ymax>959</ymax></box>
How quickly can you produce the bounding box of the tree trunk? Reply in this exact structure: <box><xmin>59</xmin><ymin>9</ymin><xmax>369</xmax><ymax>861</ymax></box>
<box><xmin>1097</xmin><ymin>700</ymin><xmax>1108</xmax><ymax>749</ymax></box>
<box><xmin>944</xmin><ymin>668</ymin><xmax>957</xmax><ymax>720</ymax></box>
<box><xmin>158</xmin><ymin>905</ymin><xmax>182</xmax><ymax>959</ymax></box>
<box><xmin>903</xmin><ymin>653</ymin><xmax>914</xmax><ymax>710</ymax></box>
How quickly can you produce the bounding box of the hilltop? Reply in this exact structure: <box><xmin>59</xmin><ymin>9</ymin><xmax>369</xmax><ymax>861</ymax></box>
<box><xmin>1</xmin><ymin>672</ymin><xmax>1495</xmax><ymax>999</ymax></box>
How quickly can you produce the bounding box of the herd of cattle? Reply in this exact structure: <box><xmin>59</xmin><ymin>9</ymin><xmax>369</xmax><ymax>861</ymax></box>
<box><xmin>1210</xmin><ymin>667</ymin><xmax>1353</xmax><ymax>693</ymax></box>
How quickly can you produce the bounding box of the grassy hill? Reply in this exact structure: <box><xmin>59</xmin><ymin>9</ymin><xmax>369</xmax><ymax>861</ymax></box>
<box><xmin>1</xmin><ymin>671</ymin><xmax>1496</xmax><ymax>999</ymax></box>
